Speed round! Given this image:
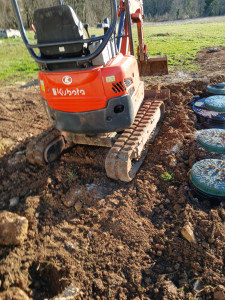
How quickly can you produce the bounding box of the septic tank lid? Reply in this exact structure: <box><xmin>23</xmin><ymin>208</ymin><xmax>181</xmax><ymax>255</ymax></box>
<box><xmin>207</xmin><ymin>84</ymin><xmax>225</xmax><ymax>95</ymax></box>
<box><xmin>215</xmin><ymin>83</ymin><xmax>225</xmax><ymax>88</ymax></box>
<box><xmin>190</xmin><ymin>159</ymin><xmax>225</xmax><ymax>197</ymax></box>
<box><xmin>197</xmin><ymin>129</ymin><xmax>225</xmax><ymax>153</ymax></box>
<box><xmin>205</xmin><ymin>95</ymin><xmax>225</xmax><ymax>112</ymax></box>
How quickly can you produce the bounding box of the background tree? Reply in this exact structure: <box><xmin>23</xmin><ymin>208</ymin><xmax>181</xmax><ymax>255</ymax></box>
<box><xmin>0</xmin><ymin>0</ymin><xmax>225</xmax><ymax>29</ymax></box>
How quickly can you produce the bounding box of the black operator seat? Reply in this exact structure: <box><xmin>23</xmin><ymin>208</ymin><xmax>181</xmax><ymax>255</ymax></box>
<box><xmin>33</xmin><ymin>5</ymin><xmax>85</xmax><ymax>59</ymax></box>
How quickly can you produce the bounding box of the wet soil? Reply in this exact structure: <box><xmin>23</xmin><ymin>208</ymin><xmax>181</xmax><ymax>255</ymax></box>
<box><xmin>0</xmin><ymin>48</ymin><xmax>225</xmax><ymax>300</ymax></box>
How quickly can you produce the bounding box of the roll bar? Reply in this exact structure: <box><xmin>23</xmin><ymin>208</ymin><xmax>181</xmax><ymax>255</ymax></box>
<box><xmin>11</xmin><ymin>0</ymin><xmax>117</xmax><ymax>65</ymax></box>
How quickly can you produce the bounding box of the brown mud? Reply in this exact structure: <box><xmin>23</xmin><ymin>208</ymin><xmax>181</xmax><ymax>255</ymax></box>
<box><xmin>0</xmin><ymin>48</ymin><xmax>225</xmax><ymax>300</ymax></box>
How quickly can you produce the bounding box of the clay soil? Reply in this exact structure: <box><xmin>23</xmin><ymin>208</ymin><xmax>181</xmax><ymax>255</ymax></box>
<box><xmin>0</xmin><ymin>47</ymin><xmax>225</xmax><ymax>300</ymax></box>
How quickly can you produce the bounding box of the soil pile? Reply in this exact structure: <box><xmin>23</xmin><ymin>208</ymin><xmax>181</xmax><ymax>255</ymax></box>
<box><xmin>0</xmin><ymin>49</ymin><xmax>225</xmax><ymax>299</ymax></box>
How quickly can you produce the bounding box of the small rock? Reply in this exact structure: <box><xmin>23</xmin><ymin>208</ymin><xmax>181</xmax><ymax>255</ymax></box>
<box><xmin>94</xmin><ymin>279</ymin><xmax>105</xmax><ymax>292</ymax></box>
<box><xmin>107</xmin><ymin>273</ymin><xmax>123</xmax><ymax>286</ymax></box>
<box><xmin>208</xmin><ymin>238</ymin><xmax>215</xmax><ymax>244</ymax></box>
<box><xmin>74</xmin><ymin>200</ymin><xmax>82</xmax><ymax>213</ymax></box>
<box><xmin>0</xmin><ymin>211</ymin><xmax>28</xmax><ymax>246</ymax></box>
<box><xmin>9</xmin><ymin>197</ymin><xmax>19</xmax><ymax>207</ymax></box>
<box><xmin>54</xmin><ymin>284</ymin><xmax>80</xmax><ymax>300</ymax></box>
<box><xmin>131</xmin><ymin>251</ymin><xmax>136</xmax><ymax>258</ymax></box>
<box><xmin>116</xmin><ymin>245</ymin><xmax>124</xmax><ymax>251</ymax></box>
<box><xmin>62</xmin><ymin>189</ymin><xmax>81</xmax><ymax>207</ymax></box>
<box><xmin>65</xmin><ymin>242</ymin><xmax>75</xmax><ymax>251</ymax></box>
<box><xmin>202</xmin><ymin>241</ymin><xmax>210</xmax><ymax>249</ymax></box>
<box><xmin>163</xmin><ymin>280</ymin><xmax>178</xmax><ymax>297</ymax></box>
<box><xmin>193</xmin><ymin>279</ymin><xmax>203</xmax><ymax>291</ymax></box>
<box><xmin>47</xmin><ymin>177</ymin><xmax>52</xmax><ymax>185</ymax></box>
<box><xmin>214</xmin><ymin>285</ymin><xmax>225</xmax><ymax>300</ymax></box>
<box><xmin>208</xmin><ymin>47</ymin><xmax>218</xmax><ymax>53</ymax></box>
<box><xmin>110</xmin><ymin>198</ymin><xmax>119</xmax><ymax>206</ymax></box>
<box><xmin>8</xmin><ymin>151</ymin><xmax>26</xmax><ymax>166</ymax></box>
<box><xmin>25</xmin><ymin>196</ymin><xmax>40</xmax><ymax>210</ymax></box>
<box><xmin>181</xmin><ymin>222</ymin><xmax>197</xmax><ymax>244</ymax></box>
<box><xmin>155</xmin><ymin>244</ymin><xmax>165</xmax><ymax>250</ymax></box>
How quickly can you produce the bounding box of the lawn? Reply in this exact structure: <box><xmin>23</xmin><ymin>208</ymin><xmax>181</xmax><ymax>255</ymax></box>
<box><xmin>136</xmin><ymin>20</ymin><xmax>225</xmax><ymax>70</ymax></box>
<box><xmin>0</xmin><ymin>17</ymin><xmax>224</xmax><ymax>86</ymax></box>
<box><xmin>0</xmin><ymin>32</ymin><xmax>39</xmax><ymax>86</ymax></box>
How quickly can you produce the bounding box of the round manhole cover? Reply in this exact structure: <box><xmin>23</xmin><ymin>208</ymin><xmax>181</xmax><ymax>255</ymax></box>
<box><xmin>205</xmin><ymin>95</ymin><xmax>225</xmax><ymax>113</ymax></box>
<box><xmin>197</xmin><ymin>129</ymin><xmax>225</xmax><ymax>154</ymax></box>
<box><xmin>190</xmin><ymin>159</ymin><xmax>225</xmax><ymax>197</ymax></box>
<box><xmin>206</xmin><ymin>84</ymin><xmax>225</xmax><ymax>95</ymax></box>
<box><xmin>192</xmin><ymin>98</ymin><xmax>225</xmax><ymax>129</ymax></box>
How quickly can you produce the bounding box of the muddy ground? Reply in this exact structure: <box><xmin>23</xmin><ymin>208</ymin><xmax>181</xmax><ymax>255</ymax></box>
<box><xmin>0</xmin><ymin>47</ymin><xmax>225</xmax><ymax>300</ymax></box>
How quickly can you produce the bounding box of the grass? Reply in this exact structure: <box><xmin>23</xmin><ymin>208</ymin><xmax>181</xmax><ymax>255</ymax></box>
<box><xmin>0</xmin><ymin>17</ymin><xmax>224</xmax><ymax>86</ymax></box>
<box><xmin>134</xmin><ymin>20</ymin><xmax>225</xmax><ymax>71</ymax></box>
<box><xmin>0</xmin><ymin>32</ymin><xmax>39</xmax><ymax>86</ymax></box>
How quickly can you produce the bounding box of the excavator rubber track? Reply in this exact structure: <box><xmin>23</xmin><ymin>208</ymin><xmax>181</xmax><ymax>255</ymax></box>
<box><xmin>26</xmin><ymin>127</ymin><xmax>65</xmax><ymax>166</ymax></box>
<box><xmin>105</xmin><ymin>99</ymin><xmax>165</xmax><ymax>182</ymax></box>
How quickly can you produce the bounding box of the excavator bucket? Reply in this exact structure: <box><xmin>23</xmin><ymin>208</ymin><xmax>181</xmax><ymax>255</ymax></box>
<box><xmin>138</xmin><ymin>56</ymin><xmax>168</xmax><ymax>76</ymax></box>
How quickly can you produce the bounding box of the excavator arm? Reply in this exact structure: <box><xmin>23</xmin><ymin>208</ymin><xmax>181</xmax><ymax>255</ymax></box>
<box><xmin>118</xmin><ymin>0</ymin><xmax>168</xmax><ymax>76</ymax></box>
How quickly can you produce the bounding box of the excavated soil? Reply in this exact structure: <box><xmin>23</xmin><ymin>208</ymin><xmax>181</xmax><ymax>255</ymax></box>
<box><xmin>0</xmin><ymin>48</ymin><xmax>225</xmax><ymax>300</ymax></box>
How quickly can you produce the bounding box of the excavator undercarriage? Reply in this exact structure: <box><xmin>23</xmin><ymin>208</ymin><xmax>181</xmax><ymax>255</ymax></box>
<box><xmin>26</xmin><ymin>88</ymin><xmax>169</xmax><ymax>182</ymax></box>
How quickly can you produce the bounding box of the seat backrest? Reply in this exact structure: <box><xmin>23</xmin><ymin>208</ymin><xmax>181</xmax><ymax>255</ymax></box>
<box><xmin>34</xmin><ymin>5</ymin><xmax>84</xmax><ymax>58</ymax></box>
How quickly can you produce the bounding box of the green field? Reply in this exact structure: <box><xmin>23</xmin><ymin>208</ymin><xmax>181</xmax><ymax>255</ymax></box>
<box><xmin>137</xmin><ymin>20</ymin><xmax>225</xmax><ymax>70</ymax></box>
<box><xmin>0</xmin><ymin>18</ymin><xmax>224</xmax><ymax>86</ymax></box>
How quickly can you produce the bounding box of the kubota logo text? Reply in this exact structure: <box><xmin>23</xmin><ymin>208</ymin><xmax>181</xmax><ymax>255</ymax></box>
<box><xmin>52</xmin><ymin>88</ymin><xmax>85</xmax><ymax>96</ymax></box>
<box><xmin>62</xmin><ymin>76</ymin><xmax>72</xmax><ymax>85</ymax></box>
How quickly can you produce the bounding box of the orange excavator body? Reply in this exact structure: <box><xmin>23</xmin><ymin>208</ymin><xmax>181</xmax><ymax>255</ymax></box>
<box><xmin>39</xmin><ymin>53</ymin><xmax>142</xmax><ymax>114</ymax></box>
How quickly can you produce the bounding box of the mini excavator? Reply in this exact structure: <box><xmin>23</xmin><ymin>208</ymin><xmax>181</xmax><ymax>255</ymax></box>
<box><xmin>11</xmin><ymin>0</ymin><xmax>169</xmax><ymax>182</ymax></box>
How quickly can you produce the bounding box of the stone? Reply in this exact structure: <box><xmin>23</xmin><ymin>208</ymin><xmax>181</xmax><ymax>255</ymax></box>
<box><xmin>162</xmin><ymin>280</ymin><xmax>178</xmax><ymax>298</ymax></box>
<box><xmin>54</xmin><ymin>284</ymin><xmax>80</xmax><ymax>300</ymax></box>
<box><xmin>74</xmin><ymin>200</ymin><xmax>82</xmax><ymax>213</ymax></box>
<box><xmin>193</xmin><ymin>279</ymin><xmax>203</xmax><ymax>291</ymax></box>
<box><xmin>181</xmin><ymin>222</ymin><xmax>197</xmax><ymax>244</ymax></box>
<box><xmin>8</xmin><ymin>152</ymin><xmax>26</xmax><ymax>166</ymax></box>
<box><xmin>93</xmin><ymin>279</ymin><xmax>105</xmax><ymax>292</ymax></box>
<box><xmin>0</xmin><ymin>211</ymin><xmax>28</xmax><ymax>246</ymax></box>
<box><xmin>25</xmin><ymin>196</ymin><xmax>40</xmax><ymax>210</ymax></box>
<box><xmin>62</xmin><ymin>188</ymin><xmax>81</xmax><ymax>207</ymax></box>
<box><xmin>107</xmin><ymin>273</ymin><xmax>123</xmax><ymax>286</ymax></box>
<box><xmin>214</xmin><ymin>285</ymin><xmax>225</xmax><ymax>300</ymax></box>
<box><xmin>116</xmin><ymin>245</ymin><xmax>124</xmax><ymax>251</ymax></box>
<box><xmin>9</xmin><ymin>197</ymin><xmax>19</xmax><ymax>207</ymax></box>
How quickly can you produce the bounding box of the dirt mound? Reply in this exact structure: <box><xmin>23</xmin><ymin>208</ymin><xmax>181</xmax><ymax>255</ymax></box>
<box><xmin>0</xmin><ymin>51</ymin><xmax>225</xmax><ymax>299</ymax></box>
<box><xmin>195</xmin><ymin>46</ymin><xmax>225</xmax><ymax>76</ymax></box>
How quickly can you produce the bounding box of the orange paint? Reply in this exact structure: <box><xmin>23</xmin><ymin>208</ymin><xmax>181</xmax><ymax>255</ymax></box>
<box><xmin>39</xmin><ymin>53</ymin><xmax>143</xmax><ymax>113</ymax></box>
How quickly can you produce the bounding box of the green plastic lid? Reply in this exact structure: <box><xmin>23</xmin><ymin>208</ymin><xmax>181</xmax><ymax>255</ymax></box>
<box><xmin>216</xmin><ymin>83</ymin><xmax>225</xmax><ymax>88</ymax></box>
<box><xmin>190</xmin><ymin>159</ymin><xmax>225</xmax><ymax>196</ymax></box>
<box><xmin>205</xmin><ymin>95</ymin><xmax>225</xmax><ymax>112</ymax></box>
<box><xmin>207</xmin><ymin>85</ymin><xmax>225</xmax><ymax>95</ymax></box>
<box><xmin>197</xmin><ymin>129</ymin><xmax>225</xmax><ymax>154</ymax></box>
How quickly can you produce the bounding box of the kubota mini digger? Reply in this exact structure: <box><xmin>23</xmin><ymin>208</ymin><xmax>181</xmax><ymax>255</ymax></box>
<box><xmin>11</xmin><ymin>0</ymin><xmax>169</xmax><ymax>182</ymax></box>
